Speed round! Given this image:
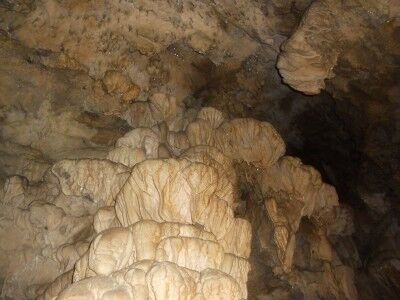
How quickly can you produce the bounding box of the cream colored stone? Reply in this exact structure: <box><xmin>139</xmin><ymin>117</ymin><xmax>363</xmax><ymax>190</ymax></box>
<box><xmin>52</xmin><ymin>159</ymin><xmax>130</xmax><ymax>206</ymax></box>
<box><xmin>88</xmin><ymin>228</ymin><xmax>135</xmax><ymax>276</ymax></box>
<box><xmin>146</xmin><ymin>262</ymin><xmax>198</xmax><ymax>300</ymax></box>
<box><xmin>37</xmin><ymin>270</ymin><xmax>74</xmax><ymax>300</ymax></box>
<box><xmin>116</xmin><ymin>158</ymin><xmax>250</xmax><ymax>257</ymax></box>
<box><xmin>0</xmin><ymin>1</ymin><xmax>368</xmax><ymax>296</ymax></box>
<box><xmin>129</xmin><ymin>220</ymin><xmax>219</xmax><ymax>262</ymax></box>
<box><xmin>221</xmin><ymin>254</ymin><xmax>251</xmax><ymax>298</ymax></box>
<box><xmin>0</xmin><ymin>88</ymin><xmax>355</xmax><ymax>299</ymax></box>
<box><xmin>116</xmin><ymin>128</ymin><xmax>161</xmax><ymax>159</ymax></box>
<box><xmin>57</xmin><ymin>276</ymin><xmax>133</xmax><ymax>300</ymax></box>
<box><xmin>102</xmin><ymin>70</ymin><xmax>140</xmax><ymax>103</ymax></box>
<box><xmin>181</xmin><ymin>145</ymin><xmax>237</xmax><ymax>189</ymax></box>
<box><xmin>196</xmin><ymin>107</ymin><xmax>225</xmax><ymax>129</ymax></box>
<box><xmin>257</xmin><ymin>156</ymin><xmax>340</xmax><ymax>274</ymax></box>
<box><xmin>149</xmin><ymin>93</ymin><xmax>185</xmax><ymax>131</ymax></box>
<box><xmin>107</xmin><ymin>146</ymin><xmax>146</xmax><ymax>168</ymax></box>
<box><xmin>167</xmin><ymin>131</ymin><xmax>190</xmax><ymax>156</ymax></box>
<box><xmin>56</xmin><ymin>241</ymin><xmax>90</xmax><ymax>271</ymax></box>
<box><xmin>115</xmin><ymin>159</ymin><xmax>197</xmax><ymax>225</ymax></box>
<box><xmin>198</xmin><ymin>269</ymin><xmax>242</xmax><ymax>300</ymax></box>
<box><xmin>216</xmin><ymin>118</ymin><xmax>285</xmax><ymax>166</ymax></box>
<box><xmin>93</xmin><ymin>206</ymin><xmax>121</xmax><ymax>234</ymax></box>
<box><xmin>181</xmin><ymin>152</ymin><xmax>237</xmax><ymax>206</ymax></box>
<box><xmin>186</xmin><ymin>119</ymin><xmax>216</xmax><ymax>147</ymax></box>
<box><xmin>261</xmin><ymin>156</ymin><xmax>338</xmax><ymax>220</ymax></box>
<box><xmin>43</xmin><ymin>154</ymin><xmax>252</xmax><ymax>299</ymax></box>
<box><xmin>155</xmin><ymin>237</ymin><xmax>224</xmax><ymax>272</ymax></box>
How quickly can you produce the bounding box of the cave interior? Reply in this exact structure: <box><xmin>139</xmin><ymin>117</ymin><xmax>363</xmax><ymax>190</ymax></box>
<box><xmin>0</xmin><ymin>0</ymin><xmax>399</xmax><ymax>299</ymax></box>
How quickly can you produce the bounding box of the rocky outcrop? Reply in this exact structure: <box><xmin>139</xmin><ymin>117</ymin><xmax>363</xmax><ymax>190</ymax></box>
<box><xmin>1</xmin><ymin>0</ymin><xmax>398</xmax><ymax>299</ymax></box>
<box><xmin>0</xmin><ymin>172</ymin><xmax>94</xmax><ymax>299</ymax></box>
<box><xmin>278</xmin><ymin>2</ymin><xmax>400</xmax><ymax>297</ymax></box>
<box><xmin>0</xmin><ymin>105</ymin><xmax>357</xmax><ymax>299</ymax></box>
<box><xmin>277</xmin><ymin>0</ymin><xmax>400</xmax><ymax>95</ymax></box>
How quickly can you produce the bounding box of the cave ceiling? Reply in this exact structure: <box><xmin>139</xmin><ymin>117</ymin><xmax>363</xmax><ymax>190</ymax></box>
<box><xmin>0</xmin><ymin>0</ymin><xmax>399</xmax><ymax>299</ymax></box>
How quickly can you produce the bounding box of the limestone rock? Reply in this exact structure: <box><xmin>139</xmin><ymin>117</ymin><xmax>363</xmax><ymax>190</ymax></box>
<box><xmin>107</xmin><ymin>146</ymin><xmax>147</xmax><ymax>168</ymax></box>
<box><xmin>0</xmin><ymin>175</ymin><xmax>94</xmax><ymax>299</ymax></box>
<box><xmin>256</xmin><ymin>156</ymin><xmax>339</xmax><ymax>273</ymax></box>
<box><xmin>11</xmin><ymin>0</ymin><xmax>258</xmax><ymax>77</ymax></box>
<box><xmin>115</xmin><ymin>128</ymin><xmax>161</xmax><ymax>158</ymax></box>
<box><xmin>186</xmin><ymin>119</ymin><xmax>216</xmax><ymax>147</ymax></box>
<box><xmin>216</xmin><ymin>119</ymin><xmax>286</xmax><ymax>166</ymax></box>
<box><xmin>167</xmin><ymin>131</ymin><xmax>190</xmax><ymax>156</ymax></box>
<box><xmin>94</xmin><ymin>206</ymin><xmax>121</xmax><ymax>234</ymax></box>
<box><xmin>102</xmin><ymin>70</ymin><xmax>140</xmax><ymax>104</ymax></box>
<box><xmin>196</xmin><ymin>107</ymin><xmax>225</xmax><ymax>129</ymax></box>
<box><xmin>115</xmin><ymin>158</ymin><xmax>251</xmax><ymax>258</ymax></box>
<box><xmin>52</xmin><ymin>159</ymin><xmax>130</xmax><ymax>206</ymax></box>
<box><xmin>41</xmin><ymin>147</ymin><xmax>252</xmax><ymax>299</ymax></box>
<box><xmin>278</xmin><ymin>0</ymin><xmax>399</xmax><ymax>95</ymax></box>
<box><xmin>1</xmin><ymin>0</ymin><xmax>389</xmax><ymax>296</ymax></box>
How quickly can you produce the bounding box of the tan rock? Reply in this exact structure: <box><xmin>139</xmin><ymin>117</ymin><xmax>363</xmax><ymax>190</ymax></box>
<box><xmin>94</xmin><ymin>206</ymin><xmax>121</xmax><ymax>234</ymax></box>
<box><xmin>186</xmin><ymin>119</ymin><xmax>216</xmax><ymax>147</ymax></box>
<box><xmin>102</xmin><ymin>70</ymin><xmax>140</xmax><ymax>103</ymax></box>
<box><xmin>196</xmin><ymin>107</ymin><xmax>225</xmax><ymax>129</ymax></box>
<box><xmin>57</xmin><ymin>276</ymin><xmax>132</xmax><ymax>300</ymax></box>
<box><xmin>107</xmin><ymin>146</ymin><xmax>147</xmax><ymax>168</ymax></box>
<box><xmin>155</xmin><ymin>237</ymin><xmax>225</xmax><ymax>272</ymax></box>
<box><xmin>52</xmin><ymin>159</ymin><xmax>130</xmax><ymax>206</ymax></box>
<box><xmin>216</xmin><ymin>119</ymin><xmax>285</xmax><ymax>166</ymax></box>
<box><xmin>88</xmin><ymin>228</ymin><xmax>135</xmax><ymax>276</ymax></box>
<box><xmin>167</xmin><ymin>131</ymin><xmax>190</xmax><ymax>156</ymax></box>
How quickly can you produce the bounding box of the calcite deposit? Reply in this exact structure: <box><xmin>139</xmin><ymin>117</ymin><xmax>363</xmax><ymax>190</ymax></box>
<box><xmin>0</xmin><ymin>0</ymin><xmax>399</xmax><ymax>299</ymax></box>
<box><xmin>0</xmin><ymin>104</ymin><xmax>355</xmax><ymax>299</ymax></box>
<box><xmin>278</xmin><ymin>0</ymin><xmax>400</xmax><ymax>95</ymax></box>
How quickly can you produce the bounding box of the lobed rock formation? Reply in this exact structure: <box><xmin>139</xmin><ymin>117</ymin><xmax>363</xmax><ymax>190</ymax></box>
<box><xmin>278</xmin><ymin>1</ymin><xmax>400</xmax><ymax>298</ymax></box>
<box><xmin>0</xmin><ymin>104</ymin><xmax>357</xmax><ymax>299</ymax></box>
<box><xmin>0</xmin><ymin>0</ymin><xmax>399</xmax><ymax>299</ymax></box>
<box><xmin>278</xmin><ymin>0</ymin><xmax>400</xmax><ymax>95</ymax></box>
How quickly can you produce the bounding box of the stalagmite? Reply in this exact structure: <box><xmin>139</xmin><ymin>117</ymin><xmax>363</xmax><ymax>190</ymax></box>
<box><xmin>3</xmin><ymin>0</ymin><xmax>397</xmax><ymax>296</ymax></box>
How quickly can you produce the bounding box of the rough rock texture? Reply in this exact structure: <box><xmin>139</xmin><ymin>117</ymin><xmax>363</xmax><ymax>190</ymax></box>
<box><xmin>278</xmin><ymin>0</ymin><xmax>400</xmax><ymax>95</ymax></box>
<box><xmin>0</xmin><ymin>104</ymin><xmax>356</xmax><ymax>299</ymax></box>
<box><xmin>278</xmin><ymin>1</ymin><xmax>400</xmax><ymax>298</ymax></box>
<box><xmin>0</xmin><ymin>0</ymin><xmax>399</xmax><ymax>299</ymax></box>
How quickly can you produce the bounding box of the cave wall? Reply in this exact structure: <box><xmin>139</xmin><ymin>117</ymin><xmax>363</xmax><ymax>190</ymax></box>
<box><xmin>0</xmin><ymin>0</ymin><xmax>399</xmax><ymax>299</ymax></box>
<box><xmin>277</xmin><ymin>1</ymin><xmax>400</xmax><ymax>298</ymax></box>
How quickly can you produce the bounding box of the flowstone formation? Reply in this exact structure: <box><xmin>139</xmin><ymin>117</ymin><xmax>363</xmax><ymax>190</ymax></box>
<box><xmin>1</xmin><ymin>0</ymin><xmax>398</xmax><ymax>299</ymax></box>
<box><xmin>0</xmin><ymin>105</ymin><xmax>356</xmax><ymax>299</ymax></box>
